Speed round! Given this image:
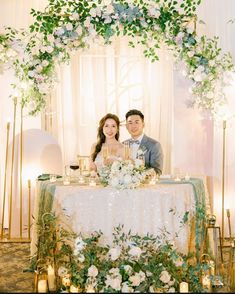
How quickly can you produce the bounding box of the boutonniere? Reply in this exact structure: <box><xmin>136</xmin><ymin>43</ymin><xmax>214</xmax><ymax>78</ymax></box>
<box><xmin>137</xmin><ymin>146</ymin><xmax>147</xmax><ymax>156</ymax></box>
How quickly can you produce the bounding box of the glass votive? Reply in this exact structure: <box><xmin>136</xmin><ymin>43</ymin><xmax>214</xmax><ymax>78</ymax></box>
<box><xmin>89</xmin><ymin>179</ymin><xmax>96</xmax><ymax>187</ymax></box>
<box><xmin>50</xmin><ymin>174</ymin><xmax>57</xmax><ymax>182</ymax></box>
<box><xmin>184</xmin><ymin>174</ymin><xmax>190</xmax><ymax>181</ymax></box>
<box><xmin>78</xmin><ymin>175</ymin><xmax>85</xmax><ymax>184</ymax></box>
<box><xmin>63</xmin><ymin>176</ymin><xmax>70</xmax><ymax>185</ymax></box>
<box><xmin>149</xmin><ymin>178</ymin><xmax>157</xmax><ymax>185</ymax></box>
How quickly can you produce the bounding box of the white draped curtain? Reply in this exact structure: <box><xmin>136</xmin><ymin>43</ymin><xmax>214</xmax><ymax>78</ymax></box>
<box><xmin>44</xmin><ymin>38</ymin><xmax>173</xmax><ymax>173</ymax></box>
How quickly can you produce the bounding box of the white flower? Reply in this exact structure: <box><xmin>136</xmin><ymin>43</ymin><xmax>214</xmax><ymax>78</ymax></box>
<box><xmin>168</xmin><ymin>287</ymin><xmax>176</xmax><ymax>292</ymax></box>
<box><xmin>78</xmin><ymin>254</ymin><xmax>85</xmax><ymax>263</ymax></box>
<box><xmin>123</xmin><ymin>174</ymin><xmax>132</xmax><ymax>184</ymax></box>
<box><xmin>173</xmin><ymin>257</ymin><xmax>183</xmax><ymax>267</ymax></box>
<box><xmin>110</xmin><ymin>177</ymin><xmax>119</xmax><ymax>187</ymax></box>
<box><xmin>105</xmin><ymin>276</ymin><xmax>122</xmax><ymax>290</ymax></box>
<box><xmin>55</xmin><ymin>27</ymin><xmax>65</xmax><ymax>36</ymax></box>
<box><xmin>84</xmin><ymin>17</ymin><xmax>91</xmax><ymax>28</ymax></box>
<box><xmin>58</xmin><ymin>266</ymin><xmax>68</xmax><ymax>277</ymax></box>
<box><xmin>88</xmin><ymin>265</ymin><xmax>98</xmax><ymax>277</ymax></box>
<box><xmin>160</xmin><ymin>270</ymin><xmax>171</xmax><ymax>284</ymax></box>
<box><xmin>71</xmin><ymin>12</ymin><xmax>79</xmax><ymax>20</ymax></box>
<box><xmin>129</xmin><ymin>273</ymin><xmax>141</xmax><ymax>286</ymax></box>
<box><xmin>128</xmin><ymin>246</ymin><xmax>142</xmax><ymax>259</ymax></box>
<box><xmin>187</xmin><ymin>51</ymin><xmax>194</xmax><ymax>58</ymax></box>
<box><xmin>124</xmin><ymin>265</ymin><xmax>133</xmax><ymax>275</ymax></box>
<box><xmin>74</xmin><ymin>236</ymin><xmax>86</xmax><ymax>253</ymax></box>
<box><xmin>122</xmin><ymin>282</ymin><xmax>134</xmax><ymax>292</ymax></box>
<box><xmin>108</xmin><ymin>247</ymin><xmax>121</xmax><ymax>261</ymax></box>
<box><xmin>66</xmin><ymin>23</ymin><xmax>73</xmax><ymax>31</ymax></box>
<box><xmin>106</xmin><ymin>4</ymin><xmax>114</xmax><ymax>14</ymax></box>
<box><xmin>139</xmin><ymin>271</ymin><xmax>146</xmax><ymax>282</ymax></box>
<box><xmin>42</xmin><ymin>60</ymin><xmax>49</xmax><ymax>67</ymax></box>
<box><xmin>47</xmin><ymin>34</ymin><xmax>55</xmax><ymax>42</ymax></box>
<box><xmin>46</xmin><ymin>46</ymin><xmax>54</xmax><ymax>53</ymax></box>
<box><xmin>109</xmin><ymin>268</ymin><xmax>120</xmax><ymax>276</ymax></box>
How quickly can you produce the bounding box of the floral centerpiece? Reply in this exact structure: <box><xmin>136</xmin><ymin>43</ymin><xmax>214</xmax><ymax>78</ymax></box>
<box><xmin>98</xmin><ymin>159</ymin><xmax>148</xmax><ymax>189</ymax></box>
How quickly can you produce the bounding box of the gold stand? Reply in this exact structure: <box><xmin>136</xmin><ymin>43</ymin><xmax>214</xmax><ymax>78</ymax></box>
<box><xmin>8</xmin><ymin>97</ymin><xmax>17</xmax><ymax>239</ymax></box>
<box><xmin>20</xmin><ymin>104</ymin><xmax>23</xmax><ymax>238</ymax></box>
<box><xmin>1</xmin><ymin>122</ymin><xmax>10</xmax><ymax>239</ymax></box>
<box><xmin>28</xmin><ymin>179</ymin><xmax>31</xmax><ymax>240</ymax></box>
<box><xmin>221</xmin><ymin>120</ymin><xmax>226</xmax><ymax>244</ymax></box>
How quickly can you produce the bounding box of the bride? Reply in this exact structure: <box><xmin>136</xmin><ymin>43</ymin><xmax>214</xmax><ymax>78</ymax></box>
<box><xmin>89</xmin><ymin>113</ymin><xmax>124</xmax><ymax>172</ymax></box>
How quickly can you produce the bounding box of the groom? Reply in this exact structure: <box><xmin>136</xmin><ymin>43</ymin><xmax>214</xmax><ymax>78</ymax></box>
<box><xmin>124</xmin><ymin>109</ymin><xmax>163</xmax><ymax>175</ymax></box>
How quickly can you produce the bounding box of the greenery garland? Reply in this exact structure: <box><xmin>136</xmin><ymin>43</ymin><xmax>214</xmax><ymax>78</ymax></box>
<box><xmin>0</xmin><ymin>0</ymin><xmax>234</xmax><ymax>116</ymax></box>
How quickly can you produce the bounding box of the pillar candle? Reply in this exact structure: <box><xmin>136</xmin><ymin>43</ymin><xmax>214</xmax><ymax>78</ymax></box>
<box><xmin>38</xmin><ymin>279</ymin><xmax>48</xmax><ymax>293</ymax></box>
<box><xmin>47</xmin><ymin>265</ymin><xmax>56</xmax><ymax>291</ymax></box>
<box><xmin>179</xmin><ymin>282</ymin><xmax>188</xmax><ymax>293</ymax></box>
<box><xmin>86</xmin><ymin>285</ymin><xmax>95</xmax><ymax>293</ymax></box>
<box><xmin>70</xmin><ymin>285</ymin><xmax>79</xmax><ymax>293</ymax></box>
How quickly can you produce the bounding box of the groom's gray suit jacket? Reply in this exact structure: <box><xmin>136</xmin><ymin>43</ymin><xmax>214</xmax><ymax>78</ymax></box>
<box><xmin>125</xmin><ymin>134</ymin><xmax>163</xmax><ymax>175</ymax></box>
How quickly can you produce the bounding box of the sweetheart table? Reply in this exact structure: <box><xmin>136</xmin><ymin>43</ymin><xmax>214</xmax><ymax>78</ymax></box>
<box><xmin>31</xmin><ymin>178</ymin><xmax>208</xmax><ymax>259</ymax></box>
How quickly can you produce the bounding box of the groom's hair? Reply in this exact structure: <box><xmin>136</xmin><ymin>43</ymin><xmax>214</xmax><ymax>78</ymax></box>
<box><xmin>125</xmin><ymin>109</ymin><xmax>144</xmax><ymax>121</ymax></box>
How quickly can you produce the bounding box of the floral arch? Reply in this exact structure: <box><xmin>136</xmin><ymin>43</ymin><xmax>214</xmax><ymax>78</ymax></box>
<box><xmin>0</xmin><ymin>0</ymin><xmax>234</xmax><ymax>116</ymax></box>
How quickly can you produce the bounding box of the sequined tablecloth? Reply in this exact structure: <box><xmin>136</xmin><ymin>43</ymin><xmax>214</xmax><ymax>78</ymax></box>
<box><xmin>31</xmin><ymin>178</ymin><xmax>207</xmax><ymax>257</ymax></box>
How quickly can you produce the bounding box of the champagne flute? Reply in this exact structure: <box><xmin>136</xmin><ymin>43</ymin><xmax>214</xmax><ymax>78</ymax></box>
<box><xmin>124</xmin><ymin>141</ymin><xmax>131</xmax><ymax>160</ymax></box>
<box><xmin>101</xmin><ymin>144</ymin><xmax>109</xmax><ymax>162</ymax></box>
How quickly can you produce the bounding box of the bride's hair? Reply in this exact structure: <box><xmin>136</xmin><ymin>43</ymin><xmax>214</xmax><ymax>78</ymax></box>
<box><xmin>92</xmin><ymin>113</ymin><xmax>120</xmax><ymax>161</ymax></box>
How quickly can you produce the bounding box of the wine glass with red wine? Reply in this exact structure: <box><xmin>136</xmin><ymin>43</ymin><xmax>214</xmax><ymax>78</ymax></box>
<box><xmin>69</xmin><ymin>161</ymin><xmax>79</xmax><ymax>179</ymax></box>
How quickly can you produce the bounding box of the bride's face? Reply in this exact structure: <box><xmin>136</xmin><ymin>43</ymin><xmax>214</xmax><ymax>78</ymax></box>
<box><xmin>103</xmin><ymin>118</ymin><xmax>118</xmax><ymax>139</ymax></box>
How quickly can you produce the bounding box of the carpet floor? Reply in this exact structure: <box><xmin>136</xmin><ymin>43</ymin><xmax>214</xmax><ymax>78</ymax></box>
<box><xmin>0</xmin><ymin>242</ymin><xmax>34</xmax><ymax>293</ymax></box>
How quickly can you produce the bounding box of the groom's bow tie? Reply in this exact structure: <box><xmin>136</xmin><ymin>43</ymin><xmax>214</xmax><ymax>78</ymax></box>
<box><xmin>130</xmin><ymin>139</ymin><xmax>140</xmax><ymax>145</ymax></box>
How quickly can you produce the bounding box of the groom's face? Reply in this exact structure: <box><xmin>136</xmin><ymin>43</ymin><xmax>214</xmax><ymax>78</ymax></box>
<box><xmin>126</xmin><ymin>114</ymin><xmax>145</xmax><ymax>139</ymax></box>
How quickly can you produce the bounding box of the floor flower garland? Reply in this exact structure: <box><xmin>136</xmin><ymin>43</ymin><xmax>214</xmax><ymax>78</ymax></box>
<box><xmin>30</xmin><ymin>212</ymin><xmax>222</xmax><ymax>293</ymax></box>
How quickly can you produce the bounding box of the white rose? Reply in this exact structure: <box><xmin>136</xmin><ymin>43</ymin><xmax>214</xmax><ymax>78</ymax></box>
<box><xmin>88</xmin><ymin>265</ymin><xmax>98</xmax><ymax>277</ymax></box>
<box><xmin>108</xmin><ymin>247</ymin><xmax>121</xmax><ymax>261</ymax></box>
<box><xmin>66</xmin><ymin>23</ymin><xmax>73</xmax><ymax>31</ymax></box>
<box><xmin>46</xmin><ymin>46</ymin><xmax>54</xmax><ymax>53</ymax></box>
<box><xmin>109</xmin><ymin>268</ymin><xmax>120</xmax><ymax>276</ymax></box>
<box><xmin>105</xmin><ymin>276</ymin><xmax>121</xmax><ymax>290</ymax></box>
<box><xmin>187</xmin><ymin>51</ymin><xmax>194</xmax><ymax>58</ymax></box>
<box><xmin>42</xmin><ymin>60</ymin><xmax>49</xmax><ymax>67</ymax></box>
<box><xmin>123</xmin><ymin>174</ymin><xmax>132</xmax><ymax>184</ymax></box>
<box><xmin>78</xmin><ymin>254</ymin><xmax>85</xmax><ymax>263</ymax></box>
<box><xmin>129</xmin><ymin>274</ymin><xmax>141</xmax><ymax>287</ymax></box>
<box><xmin>106</xmin><ymin>4</ymin><xmax>114</xmax><ymax>14</ymax></box>
<box><xmin>55</xmin><ymin>27</ymin><xmax>65</xmax><ymax>36</ymax></box>
<box><xmin>128</xmin><ymin>246</ymin><xmax>142</xmax><ymax>259</ymax></box>
<box><xmin>138</xmin><ymin>271</ymin><xmax>146</xmax><ymax>282</ymax></box>
<box><xmin>110</xmin><ymin>177</ymin><xmax>119</xmax><ymax>187</ymax></box>
<box><xmin>76</xmin><ymin>26</ymin><xmax>83</xmax><ymax>36</ymax></box>
<box><xmin>160</xmin><ymin>270</ymin><xmax>171</xmax><ymax>284</ymax></box>
<box><xmin>47</xmin><ymin>34</ymin><xmax>55</xmax><ymax>42</ymax></box>
<box><xmin>74</xmin><ymin>237</ymin><xmax>86</xmax><ymax>253</ymax></box>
